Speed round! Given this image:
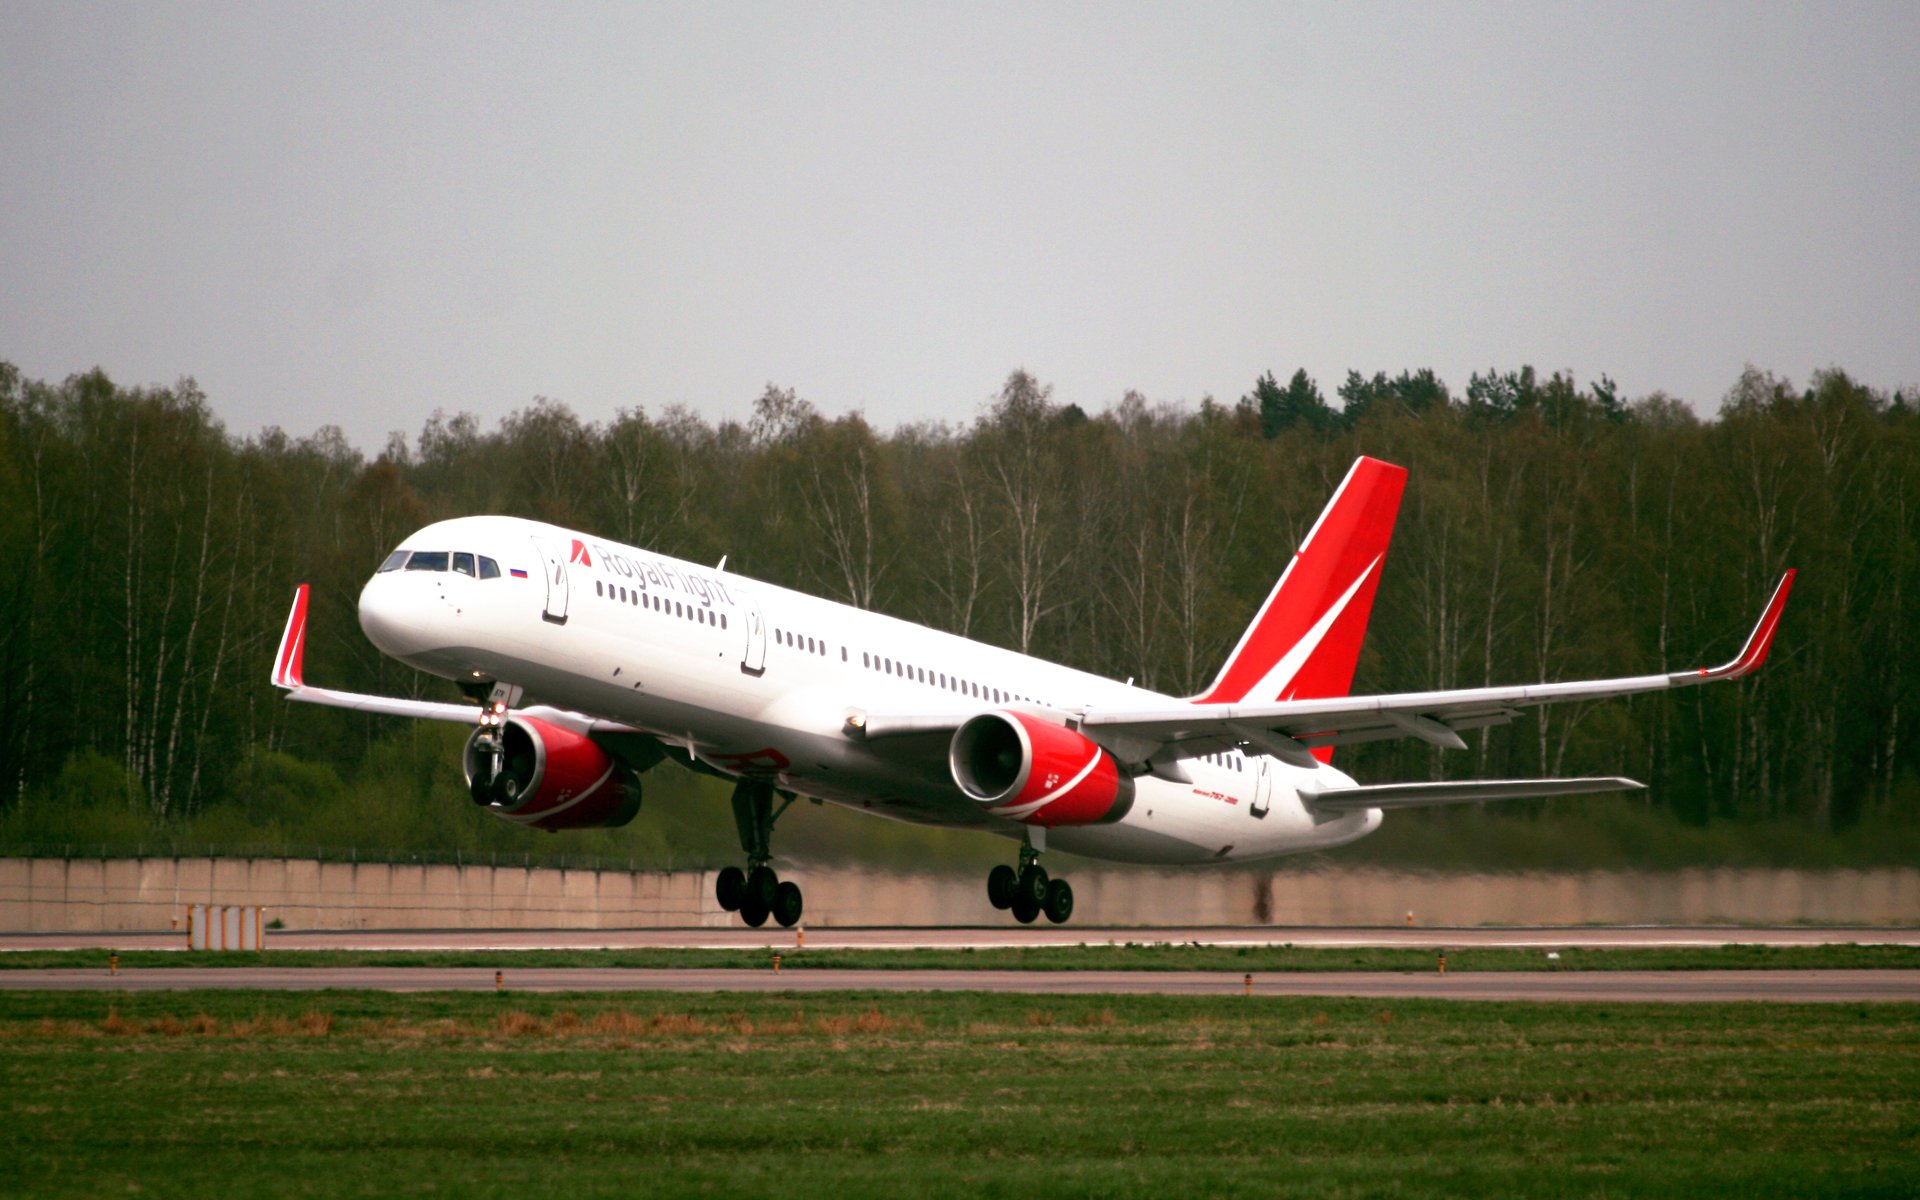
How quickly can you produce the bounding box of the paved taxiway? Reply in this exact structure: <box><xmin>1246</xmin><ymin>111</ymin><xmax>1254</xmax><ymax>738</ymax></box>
<box><xmin>1</xmin><ymin>966</ymin><xmax>1914</xmax><ymax>1001</ymax></box>
<box><xmin>5</xmin><ymin>924</ymin><xmax>1917</xmax><ymax>954</ymax></box>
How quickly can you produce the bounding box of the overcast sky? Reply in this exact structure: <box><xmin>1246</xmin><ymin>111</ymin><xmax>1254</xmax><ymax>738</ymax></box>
<box><xmin>3</xmin><ymin>2</ymin><xmax>1915</xmax><ymax>452</ymax></box>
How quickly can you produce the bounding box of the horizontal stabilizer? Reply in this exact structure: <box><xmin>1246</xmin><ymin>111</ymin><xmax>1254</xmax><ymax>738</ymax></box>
<box><xmin>1304</xmin><ymin>776</ymin><xmax>1644</xmax><ymax>811</ymax></box>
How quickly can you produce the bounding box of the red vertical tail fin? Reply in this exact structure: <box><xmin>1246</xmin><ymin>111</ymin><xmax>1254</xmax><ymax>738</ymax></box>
<box><xmin>1195</xmin><ymin>458</ymin><xmax>1406</xmax><ymax>724</ymax></box>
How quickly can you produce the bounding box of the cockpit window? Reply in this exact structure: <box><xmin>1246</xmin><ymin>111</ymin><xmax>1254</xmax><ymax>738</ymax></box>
<box><xmin>405</xmin><ymin>551</ymin><xmax>450</xmax><ymax>572</ymax></box>
<box><xmin>478</xmin><ymin>556</ymin><xmax>501</xmax><ymax>580</ymax></box>
<box><xmin>377</xmin><ymin>549</ymin><xmax>410</xmax><ymax>573</ymax></box>
<box><xmin>452</xmin><ymin>552</ymin><xmax>476</xmax><ymax>576</ymax></box>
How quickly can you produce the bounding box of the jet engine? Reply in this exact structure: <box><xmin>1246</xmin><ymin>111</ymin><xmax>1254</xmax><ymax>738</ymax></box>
<box><xmin>463</xmin><ymin>715</ymin><xmax>642</xmax><ymax>831</ymax></box>
<box><xmin>949</xmin><ymin>710</ymin><xmax>1134</xmax><ymax>827</ymax></box>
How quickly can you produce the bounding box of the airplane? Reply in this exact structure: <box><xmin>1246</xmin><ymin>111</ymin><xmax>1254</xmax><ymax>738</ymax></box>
<box><xmin>270</xmin><ymin>456</ymin><xmax>1795</xmax><ymax>927</ymax></box>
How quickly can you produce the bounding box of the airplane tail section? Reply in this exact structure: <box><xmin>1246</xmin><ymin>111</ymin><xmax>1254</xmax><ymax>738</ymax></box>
<box><xmin>1194</xmin><ymin>457</ymin><xmax>1407</xmax><ymax>719</ymax></box>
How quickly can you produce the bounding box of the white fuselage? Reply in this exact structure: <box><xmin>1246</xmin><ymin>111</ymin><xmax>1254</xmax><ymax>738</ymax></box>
<box><xmin>357</xmin><ymin>516</ymin><xmax>1380</xmax><ymax>865</ymax></box>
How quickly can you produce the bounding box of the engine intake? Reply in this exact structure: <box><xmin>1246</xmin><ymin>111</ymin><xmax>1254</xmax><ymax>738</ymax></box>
<box><xmin>949</xmin><ymin>710</ymin><xmax>1133</xmax><ymax>827</ymax></box>
<box><xmin>463</xmin><ymin>715</ymin><xmax>642</xmax><ymax>831</ymax></box>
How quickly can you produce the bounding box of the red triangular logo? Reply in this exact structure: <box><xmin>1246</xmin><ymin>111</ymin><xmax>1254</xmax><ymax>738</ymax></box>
<box><xmin>569</xmin><ymin>539</ymin><xmax>592</xmax><ymax>566</ymax></box>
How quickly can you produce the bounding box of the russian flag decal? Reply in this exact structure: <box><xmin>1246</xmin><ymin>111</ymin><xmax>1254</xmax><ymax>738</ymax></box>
<box><xmin>510</xmin><ymin>567</ymin><xmax>529</xmax><ymax>579</ymax></box>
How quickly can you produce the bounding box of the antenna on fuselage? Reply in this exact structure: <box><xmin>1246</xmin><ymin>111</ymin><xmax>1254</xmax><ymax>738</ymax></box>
<box><xmin>716</xmin><ymin>555</ymin><xmax>728</xmax><ymax>571</ymax></box>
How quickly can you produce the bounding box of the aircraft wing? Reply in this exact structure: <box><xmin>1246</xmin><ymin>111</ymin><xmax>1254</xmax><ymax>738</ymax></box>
<box><xmin>1077</xmin><ymin>570</ymin><xmax>1794</xmax><ymax>770</ymax></box>
<box><xmin>269</xmin><ymin>584</ymin><xmax>639</xmax><ymax>736</ymax></box>
<box><xmin>861</xmin><ymin>571</ymin><xmax>1793</xmax><ymax>779</ymax></box>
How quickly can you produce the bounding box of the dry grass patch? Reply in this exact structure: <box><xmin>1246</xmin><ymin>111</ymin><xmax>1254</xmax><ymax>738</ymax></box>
<box><xmin>29</xmin><ymin>1009</ymin><xmax>338</xmax><ymax>1040</ymax></box>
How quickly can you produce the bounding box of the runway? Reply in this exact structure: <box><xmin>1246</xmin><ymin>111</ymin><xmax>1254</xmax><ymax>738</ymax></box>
<box><xmin>6</xmin><ymin>924</ymin><xmax>1918</xmax><ymax>953</ymax></box>
<box><xmin>1</xmin><ymin>965</ymin><xmax>1915</xmax><ymax>1001</ymax></box>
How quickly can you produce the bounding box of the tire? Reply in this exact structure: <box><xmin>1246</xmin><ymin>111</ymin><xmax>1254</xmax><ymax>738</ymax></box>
<box><xmin>772</xmin><ymin>880</ymin><xmax>804</xmax><ymax>929</ymax></box>
<box><xmin>715</xmin><ymin>865</ymin><xmax>746</xmax><ymax>912</ymax></box>
<box><xmin>986</xmin><ymin>864</ymin><xmax>1017</xmax><ymax>910</ymax></box>
<box><xmin>740</xmin><ymin>896</ymin><xmax>771</xmax><ymax>928</ymax></box>
<box><xmin>1011</xmin><ymin>895</ymin><xmax>1040</xmax><ymax>924</ymax></box>
<box><xmin>1017</xmin><ymin>864</ymin><xmax>1049</xmax><ymax>906</ymax></box>
<box><xmin>747</xmin><ymin>865</ymin><xmax>779</xmax><ymax>912</ymax></box>
<box><xmin>1043</xmin><ymin>878</ymin><xmax>1074</xmax><ymax>925</ymax></box>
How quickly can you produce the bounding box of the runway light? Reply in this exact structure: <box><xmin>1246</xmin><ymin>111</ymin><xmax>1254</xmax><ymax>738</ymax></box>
<box><xmin>1437</xmin><ymin>951</ymin><xmax>1447</xmax><ymax>975</ymax></box>
<box><xmin>796</xmin><ymin>928</ymin><xmax>804</xmax><ymax>948</ymax></box>
<box><xmin>109</xmin><ymin>952</ymin><xmax>118</xmax><ymax>976</ymax></box>
<box><xmin>495</xmin><ymin>969</ymin><xmax>504</xmax><ymax>992</ymax></box>
<box><xmin>1242</xmin><ymin>972</ymin><xmax>1252</xmax><ymax>996</ymax></box>
<box><xmin>772</xmin><ymin>954</ymin><xmax>782</xmax><ymax>973</ymax></box>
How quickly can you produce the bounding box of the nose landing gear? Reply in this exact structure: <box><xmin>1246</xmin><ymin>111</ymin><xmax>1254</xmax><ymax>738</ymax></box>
<box><xmin>713</xmin><ymin>778</ymin><xmax>805</xmax><ymax>928</ymax></box>
<box><xmin>986</xmin><ymin>841</ymin><xmax>1073</xmax><ymax>924</ymax></box>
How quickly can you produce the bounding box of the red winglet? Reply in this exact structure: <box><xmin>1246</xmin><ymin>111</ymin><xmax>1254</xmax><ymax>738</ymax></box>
<box><xmin>1701</xmin><ymin>570</ymin><xmax>1795</xmax><ymax>681</ymax></box>
<box><xmin>272</xmin><ymin>584</ymin><xmax>310</xmax><ymax>689</ymax></box>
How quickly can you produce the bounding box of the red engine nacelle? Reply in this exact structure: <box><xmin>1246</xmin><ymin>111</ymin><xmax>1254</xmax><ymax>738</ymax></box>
<box><xmin>949</xmin><ymin>710</ymin><xmax>1134</xmax><ymax>827</ymax></box>
<box><xmin>463</xmin><ymin>715</ymin><xmax>642</xmax><ymax>831</ymax></box>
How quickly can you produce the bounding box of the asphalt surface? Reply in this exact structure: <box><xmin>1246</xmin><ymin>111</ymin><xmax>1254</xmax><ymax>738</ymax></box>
<box><xmin>6</xmin><ymin>924</ymin><xmax>1918</xmax><ymax>953</ymax></box>
<box><xmin>1</xmin><ymin>966</ymin><xmax>1914</xmax><ymax>1001</ymax></box>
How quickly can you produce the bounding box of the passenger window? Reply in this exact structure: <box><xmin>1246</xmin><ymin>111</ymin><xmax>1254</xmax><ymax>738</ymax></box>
<box><xmin>405</xmin><ymin>551</ymin><xmax>449</xmax><ymax>572</ymax></box>
<box><xmin>478</xmin><ymin>556</ymin><xmax>501</xmax><ymax>580</ymax></box>
<box><xmin>452</xmin><ymin>552</ymin><xmax>475</xmax><ymax>576</ymax></box>
<box><xmin>596</xmin><ymin>581</ymin><xmax>604</xmax><ymax>597</ymax></box>
<box><xmin>720</xmin><ymin>614</ymin><xmax>728</xmax><ymax>629</ymax></box>
<box><xmin>378</xmin><ymin>549</ymin><xmax>409</xmax><ymax>573</ymax></box>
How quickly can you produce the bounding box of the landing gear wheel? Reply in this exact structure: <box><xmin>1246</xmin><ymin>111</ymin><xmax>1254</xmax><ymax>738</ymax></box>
<box><xmin>1043</xmin><ymin>878</ymin><xmax>1074</xmax><ymax>925</ymax></box>
<box><xmin>746</xmin><ymin>865</ymin><xmax>779</xmax><ymax>912</ymax></box>
<box><xmin>772</xmin><ymin>880</ymin><xmax>804</xmax><ymax>928</ymax></box>
<box><xmin>1011</xmin><ymin>894</ymin><xmax>1041</xmax><ymax>924</ymax></box>
<box><xmin>986</xmin><ymin>864</ymin><xmax>1017</xmax><ymax>910</ymax></box>
<box><xmin>716</xmin><ymin>866</ymin><xmax>746</xmax><ymax>912</ymax></box>
<box><xmin>740</xmin><ymin>895</ymin><xmax>771</xmax><ymax>928</ymax></box>
<box><xmin>490</xmin><ymin>773</ymin><xmax>521</xmax><ymax>805</ymax></box>
<box><xmin>1017</xmin><ymin>864</ymin><xmax>1049</xmax><ymax>907</ymax></box>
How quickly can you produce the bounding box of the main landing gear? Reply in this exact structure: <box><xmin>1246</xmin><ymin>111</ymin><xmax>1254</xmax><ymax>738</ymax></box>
<box><xmin>986</xmin><ymin>840</ymin><xmax>1073</xmax><ymax>924</ymax></box>
<box><xmin>713</xmin><ymin>778</ymin><xmax>804</xmax><ymax>928</ymax></box>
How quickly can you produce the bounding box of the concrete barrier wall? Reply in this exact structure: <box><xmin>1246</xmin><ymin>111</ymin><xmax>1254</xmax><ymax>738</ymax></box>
<box><xmin>3</xmin><ymin>857</ymin><xmax>1917</xmax><ymax>931</ymax></box>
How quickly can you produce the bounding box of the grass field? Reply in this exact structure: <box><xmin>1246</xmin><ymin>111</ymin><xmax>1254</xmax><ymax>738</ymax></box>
<box><xmin>4</xmin><ymin>942</ymin><xmax>1919</xmax><ymax>974</ymax></box>
<box><xmin>2</xmin><ymin>989</ymin><xmax>1915</xmax><ymax>1197</ymax></box>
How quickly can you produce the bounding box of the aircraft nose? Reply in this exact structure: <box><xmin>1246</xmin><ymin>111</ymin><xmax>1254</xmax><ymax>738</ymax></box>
<box><xmin>358</xmin><ymin>573</ymin><xmax>440</xmax><ymax>657</ymax></box>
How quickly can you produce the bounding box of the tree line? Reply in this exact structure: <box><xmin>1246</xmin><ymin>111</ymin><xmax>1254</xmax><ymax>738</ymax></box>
<box><xmin>1</xmin><ymin>358</ymin><xmax>1915</xmax><ymax>859</ymax></box>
